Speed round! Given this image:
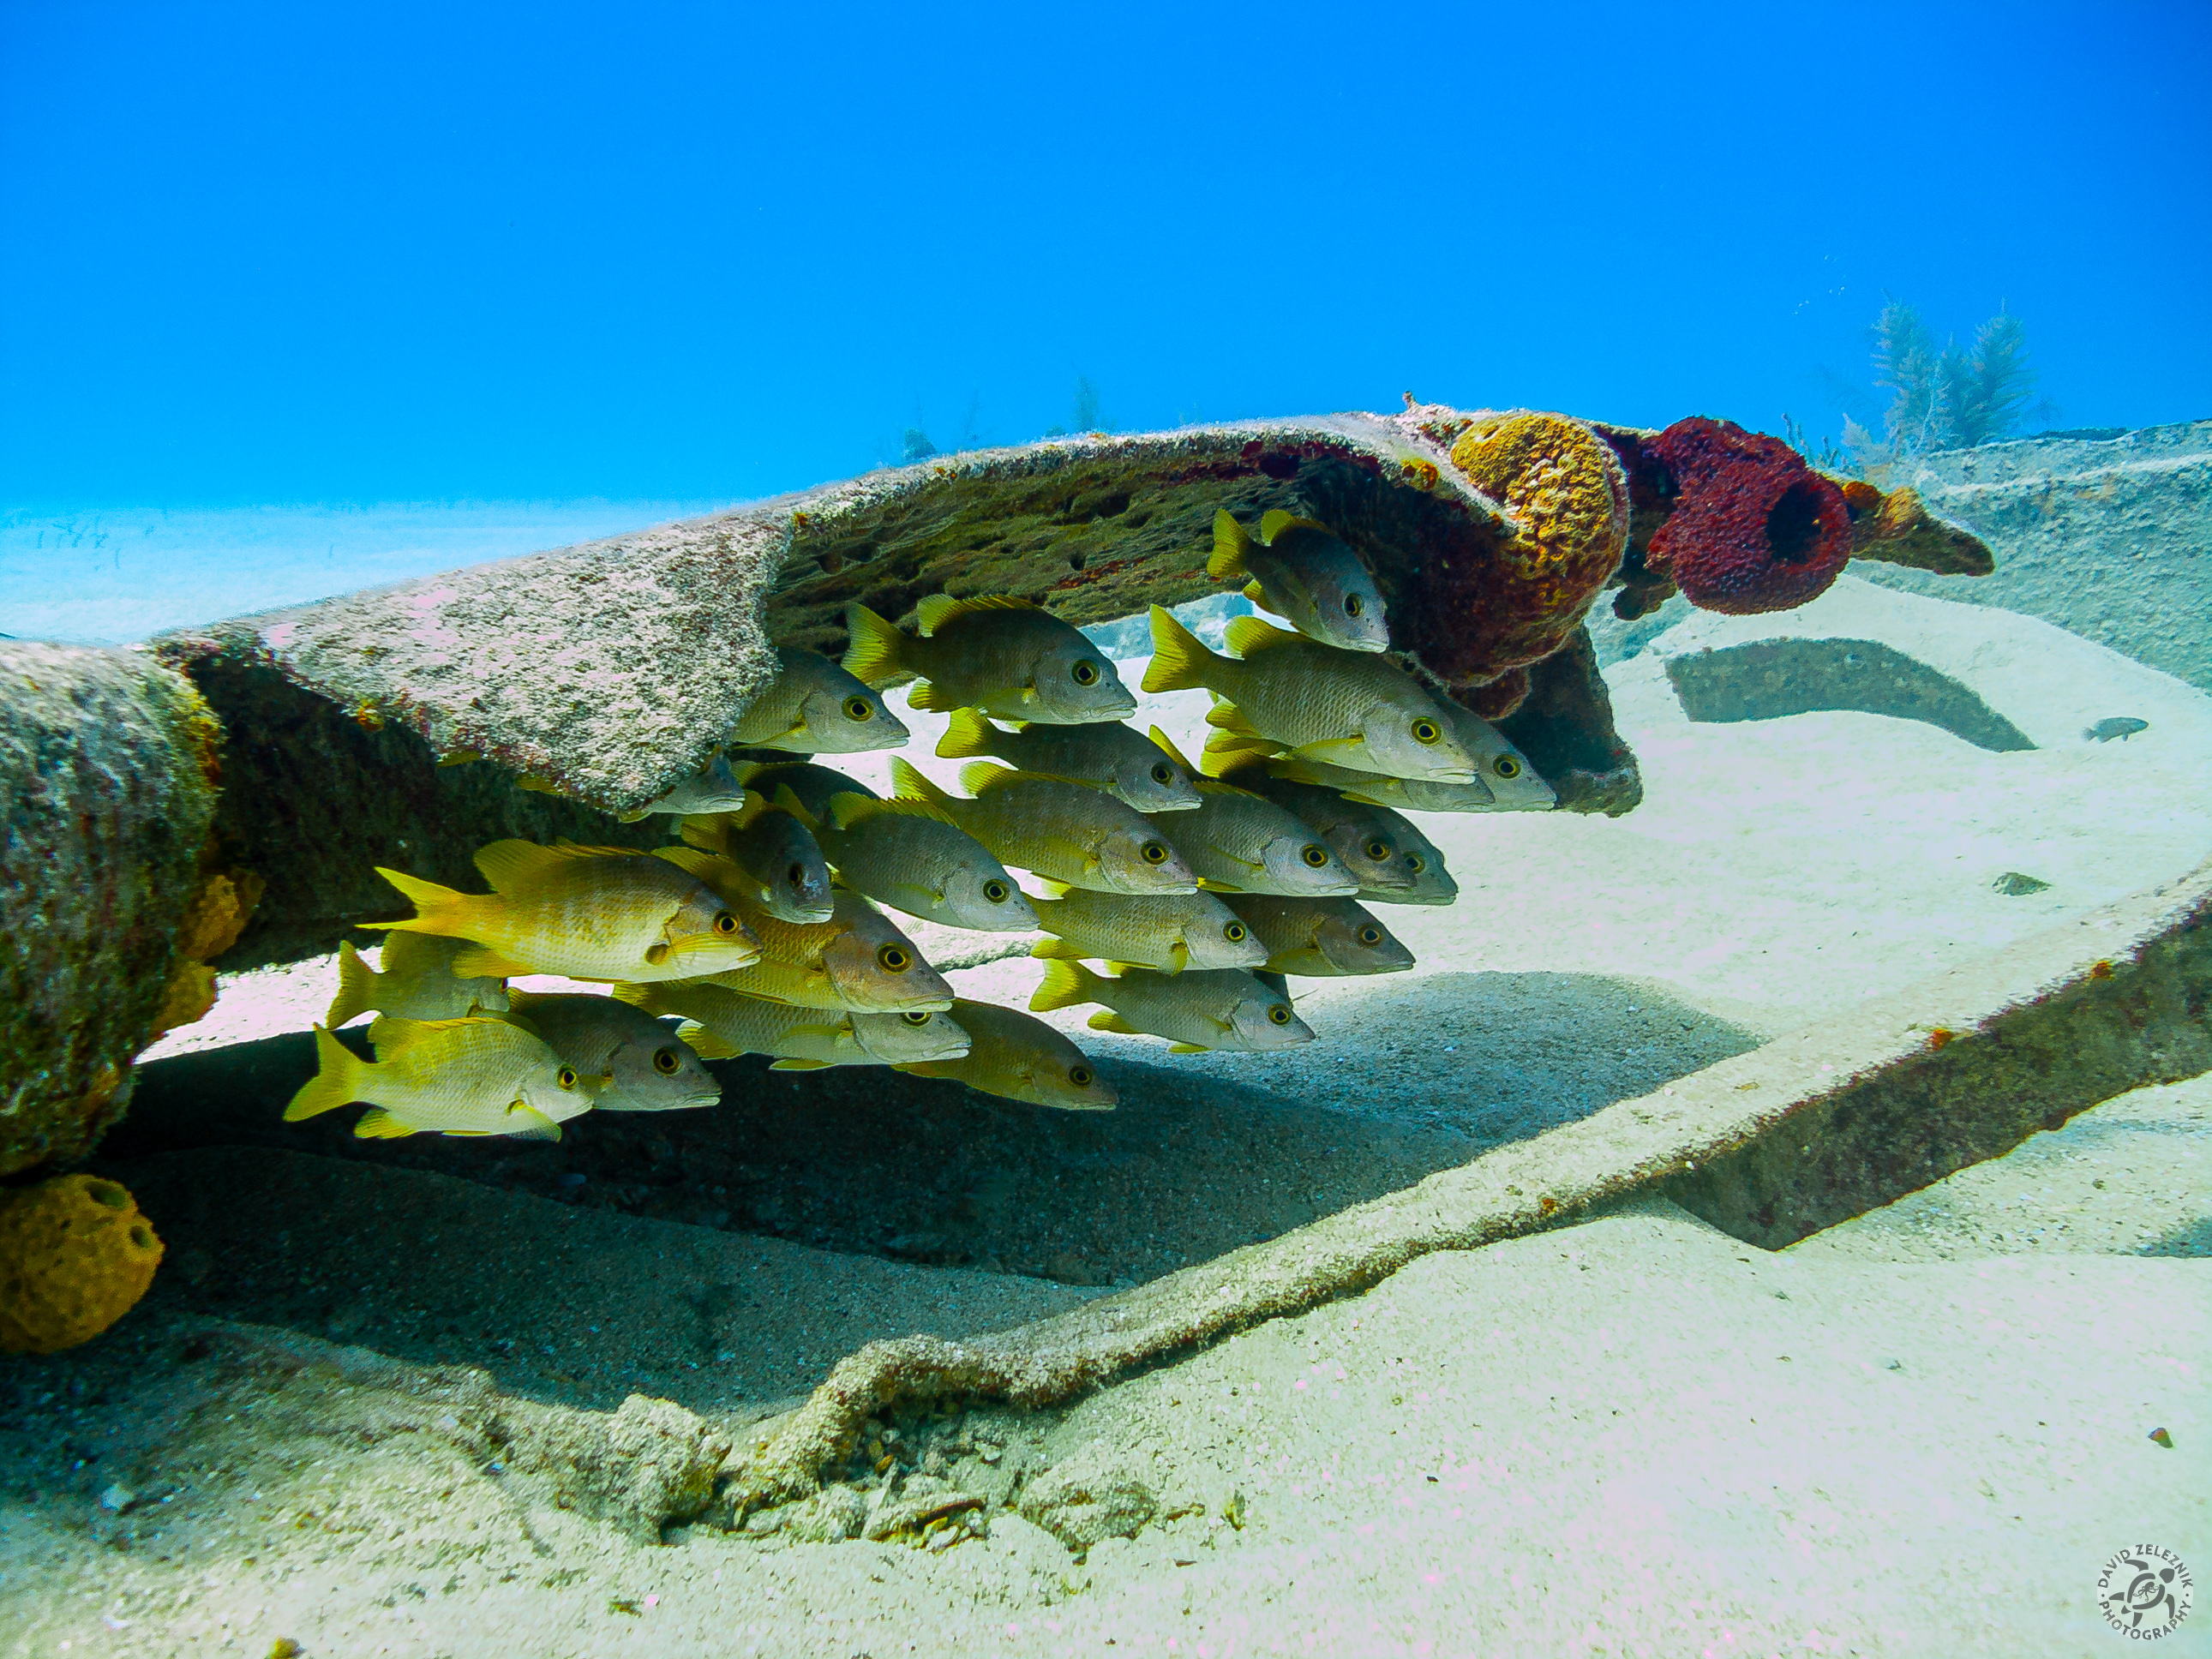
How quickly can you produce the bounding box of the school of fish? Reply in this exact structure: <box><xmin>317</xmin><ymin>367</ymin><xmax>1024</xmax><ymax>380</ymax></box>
<box><xmin>285</xmin><ymin>515</ymin><xmax>1551</xmax><ymax>1142</ymax></box>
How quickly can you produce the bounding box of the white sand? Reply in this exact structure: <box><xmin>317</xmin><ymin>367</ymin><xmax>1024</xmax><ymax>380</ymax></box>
<box><xmin>26</xmin><ymin>576</ymin><xmax>2208</xmax><ymax>1656</ymax></box>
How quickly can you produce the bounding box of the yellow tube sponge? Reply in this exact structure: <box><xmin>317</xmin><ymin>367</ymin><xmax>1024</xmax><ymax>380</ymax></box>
<box><xmin>1414</xmin><ymin>410</ymin><xmax>1629</xmax><ymax>682</ymax></box>
<box><xmin>0</xmin><ymin>1175</ymin><xmax>165</xmax><ymax>1354</ymax></box>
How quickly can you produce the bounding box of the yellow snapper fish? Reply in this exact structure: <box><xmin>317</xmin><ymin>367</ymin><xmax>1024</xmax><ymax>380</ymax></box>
<box><xmin>729</xmin><ymin>759</ymin><xmax>878</xmax><ymax>820</ymax></box>
<box><xmin>782</xmin><ymin>788</ymin><xmax>1038</xmax><ymax>933</ymax></box>
<box><xmin>1202</xmin><ymin>758</ymin><xmax>1418</xmax><ymax>895</ymax></box>
<box><xmin>1360</xmin><ymin>806</ymin><xmax>1458</xmax><ymax>906</ymax></box>
<box><xmin>1267</xmin><ymin>698</ymin><xmax>1549</xmax><ymax>812</ymax></box>
<box><xmin>326</xmin><ymin>931</ymin><xmax>510</xmax><ymax>1027</ymax></box>
<box><xmin>688</xmin><ymin>879</ymin><xmax>955</xmax><ymax>1012</ymax></box>
<box><xmin>1208</xmin><ymin>509</ymin><xmax>1390</xmax><ymax>653</ymax></box>
<box><xmin>1028</xmin><ymin>881</ymin><xmax>1268</xmax><ymax>975</ymax></box>
<box><xmin>369</xmin><ymin>841</ymin><xmax>763</xmax><ymax>983</ymax></box>
<box><xmin>1432</xmin><ymin>697</ymin><xmax>1556</xmax><ymax>809</ymax></box>
<box><xmin>619</xmin><ymin>980</ymin><xmax>971</xmax><ymax>1069</ymax></box>
<box><xmin>893</xmin><ymin>997</ymin><xmax>1118</xmax><ymax>1111</ymax></box>
<box><xmin>1030</xmin><ymin>960</ymin><xmax>1314</xmax><ymax>1054</ymax></box>
<box><xmin>497</xmin><ymin>990</ymin><xmax>720</xmax><ymax>1112</ymax></box>
<box><xmin>284</xmin><ymin>1017</ymin><xmax>596</xmax><ymax>1141</ymax></box>
<box><xmin>679</xmin><ymin>796</ymin><xmax>835</xmax><ymax>924</ymax></box>
<box><xmin>616</xmin><ymin>754</ymin><xmax>755</xmax><ymax>821</ymax></box>
<box><xmin>729</xmin><ymin>647</ymin><xmax>912</xmax><ymax>753</ymax></box>
<box><xmin>935</xmin><ymin>708</ymin><xmax>1202</xmax><ymax>813</ymax></box>
<box><xmin>843</xmin><ymin>594</ymin><xmax>1138</xmax><ymax>724</ymax></box>
<box><xmin>1219</xmin><ymin>895</ymin><xmax>1416</xmax><ymax>977</ymax></box>
<box><xmin>1136</xmin><ymin>735</ymin><xmax>1356</xmax><ymax>896</ymax></box>
<box><xmin>1144</xmin><ymin>608</ymin><xmax>1478</xmax><ymax>783</ymax></box>
<box><xmin>890</xmin><ymin>758</ymin><xmax>1198</xmax><ymax>896</ymax></box>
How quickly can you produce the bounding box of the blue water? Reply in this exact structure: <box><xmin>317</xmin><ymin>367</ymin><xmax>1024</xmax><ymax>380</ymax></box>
<box><xmin>3</xmin><ymin>2</ymin><xmax>2207</xmax><ymax>524</ymax></box>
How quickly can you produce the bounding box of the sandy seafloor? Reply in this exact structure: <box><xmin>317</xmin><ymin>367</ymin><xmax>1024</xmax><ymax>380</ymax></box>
<box><xmin>3</xmin><ymin>575</ymin><xmax>2209</xmax><ymax>1656</ymax></box>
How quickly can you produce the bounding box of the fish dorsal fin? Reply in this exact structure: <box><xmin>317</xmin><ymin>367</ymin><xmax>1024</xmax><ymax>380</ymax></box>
<box><xmin>1146</xmin><ymin>725</ymin><xmax>1197</xmax><ymax>773</ymax></box>
<box><xmin>1222</xmin><ymin>615</ymin><xmax>1304</xmax><ymax>658</ymax></box>
<box><xmin>652</xmin><ymin>844</ymin><xmax>728</xmax><ymax>883</ymax></box>
<box><xmin>679</xmin><ymin>813</ymin><xmax>728</xmax><ymax>853</ymax></box>
<box><xmin>674</xmin><ymin>1020</ymin><xmax>744</xmax><ymax>1060</ymax></box>
<box><xmin>772</xmin><ymin>784</ymin><xmax>822</xmax><ymax>830</ymax></box>
<box><xmin>830</xmin><ymin>792</ymin><xmax>950</xmax><ymax>831</ymax></box>
<box><xmin>1259</xmin><ymin>510</ymin><xmax>1329</xmax><ymax>543</ymax></box>
<box><xmin>366</xmin><ymin>1013</ymin><xmax>495</xmax><ymax>1055</ymax></box>
<box><xmin>889</xmin><ymin>756</ymin><xmax>954</xmax><ymax>807</ymax></box>
<box><xmin>915</xmin><ymin>593</ymin><xmax>1037</xmax><ymax>636</ymax></box>
<box><xmin>958</xmin><ymin>760</ymin><xmax>1020</xmax><ymax>796</ymax></box>
<box><xmin>1194</xmin><ymin>776</ymin><xmax>1267</xmax><ymax>803</ymax></box>
<box><xmin>472</xmin><ymin>837</ymin><xmax>620</xmax><ymax>890</ymax></box>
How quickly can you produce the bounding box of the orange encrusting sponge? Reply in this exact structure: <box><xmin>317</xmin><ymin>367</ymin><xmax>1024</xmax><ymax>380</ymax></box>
<box><xmin>0</xmin><ymin>1175</ymin><xmax>165</xmax><ymax>1353</ymax></box>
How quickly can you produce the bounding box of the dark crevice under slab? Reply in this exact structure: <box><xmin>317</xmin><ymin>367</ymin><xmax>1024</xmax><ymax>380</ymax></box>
<box><xmin>1664</xmin><ymin>637</ymin><xmax>2036</xmax><ymax>753</ymax></box>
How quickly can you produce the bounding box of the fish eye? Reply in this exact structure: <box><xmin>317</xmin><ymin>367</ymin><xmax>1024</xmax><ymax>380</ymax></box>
<box><xmin>901</xmin><ymin>1011</ymin><xmax>932</xmax><ymax>1026</ymax></box>
<box><xmin>1300</xmin><ymin>844</ymin><xmax>1329</xmax><ymax>869</ymax></box>
<box><xmin>1224</xmin><ymin>921</ymin><xmax>1248</xmax><ymax>943</ymax></box>
<box><xmin>1071</xmin><ymin>659</ymin><xmax>1100</xmax><ymax>686</ymax></box>
<box><xmin>1364</xmin><ymin>838</ymin><xmax>1390</xmax><ymax>862</ymax></box>
<box><xmin>1140</xmin><ymin>841</ymin><xmax>1169</xmax><ymax>865</ymax></box>
<box><xmin>652</xmin><ymin>1047</ymin><xmax>681</xmax><ymax>1075</ymax></box>
<box><xmin>843</xmin><ymin>695</ymin><xmax>875</xmax><ymax>722</ymax></box>
<box><xmin>1494</xmin><ymin>755</ymin><xmax>1523</xmax><ymax>778</ymax></box>
<box><xmin>712</xmin><ymin>910</ymin><xmax>740</xmax><ymax>936</ymax></box>
<box><xmin>983</xmin><ymin>878</ymin><xmax>1011</xmax><ymax>903</ymax></box>
<box><xmin>787</xmin><ymin>863</ymin><xmax>808</xmax><ymax>889</ymax></box>
<box><xmin>555</xmin><ymin>1066</ymin><xmax>579</xmax><ymax>1090</ymax></box>
<box><xmin>1345</xmin><ymin>593</ymin><xmax>1364</xmax><ymax>617</ymax></box>
<box><xmin>1411</xmin><ymin>718</ymin><xmax>1442</xmax><ymax>746</ymax></box>
<box><xmin>877</xmin><ymin>943</ymin><xmax>913</xmax><ymax>973</ymax></box>
<box><xmin>644</xmin><ymin>942</ymin><xmax>671</xmax><ymax>965</ymax></box>
<box><xmin>1405</xmin><ymin>853</ymin><xmax>1426</xmax><ymax>873</ymax></box>
<box><xmin>1150</xmin><ymin>763</ymin><xmax>1174</xmax><ymax>785</ymax></box>
<box><xmin>1069</xmin><ymin>1064</ymin><xmax>1094</xmax><ymax>1087</ymax></box>
<box><xmin>1358</xmin><ymin>925</ymin><xmax>1383</xmax><ymax>946</ymax></box>
<box><xmin>1267</xmin><ymin>1004</ymin><xmax>1292</xmax><ymax>1026</ymax></box>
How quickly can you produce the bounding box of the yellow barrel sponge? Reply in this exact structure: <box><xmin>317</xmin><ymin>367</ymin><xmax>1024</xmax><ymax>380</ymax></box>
<box><xmin>1413</xmin><ymin>410</ymin><xmax>1629</xmax><ymax>682</ymax></box>
<box><xmin>0</xmin><ymin>1175</ymin><xmax>165</xmax><ymax>1353</ymax></box>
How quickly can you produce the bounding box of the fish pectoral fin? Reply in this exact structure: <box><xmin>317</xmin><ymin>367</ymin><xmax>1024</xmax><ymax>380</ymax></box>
<box><xmin>1166</xmin><ymin>941</ymin><xmax>1189</xmax><ymax>974</ymax></box>
<box><xmin>1196</xmin><ymin>877</ymin><xmax>1247</xmax><ymax>892</ymax></box>
<box><xmin>1088</xmin><ymin>1011</ymin><xmax>1142</xmax><ymax>1035</ymax></box>
<box><xmin>1168</xmin><ymin>1042</ymin><xmax>1212</xmax><ymax>1054</ymax></box>
<box><xmin>769</xmin><ymin>1057</ymin><xmax>830</xmax><ymax>1070</ymax></box>
<box><xmin>1040</xmin><ymin>832</ymin><xmax>1100</xmax><ymax>872</ymax></box>
<box><xmin>1293</xmin><ymin>737</ymin><xmax>1369</xmax><ymax>764</ymax></box>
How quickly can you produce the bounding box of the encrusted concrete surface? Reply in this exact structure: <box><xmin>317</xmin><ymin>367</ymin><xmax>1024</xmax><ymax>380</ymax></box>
<box><xmin>0</xmin><ymin>643</ymin><xmax>218</xmax><ymax>1174</ymax></box>
<box><xmin>1855</xmin><ymin>419</ymin><xmax>2212</xmax><ymax>692</ymax></box>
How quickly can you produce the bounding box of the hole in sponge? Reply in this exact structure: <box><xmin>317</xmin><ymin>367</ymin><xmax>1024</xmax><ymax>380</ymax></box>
<box><xmin>90</xmin><ymin>1183</ymin><xmax>128</xmax><ymax>1209</ymax></box>
<box><xmin>130</xmin><ymin>1225</ymin><xmax>154</xmax><ymax>1250</ymax></box>
<box><xmin>1765</xmin><ymin>482</ymin><xmax>1825</xmax><ymax>566</ymax></box>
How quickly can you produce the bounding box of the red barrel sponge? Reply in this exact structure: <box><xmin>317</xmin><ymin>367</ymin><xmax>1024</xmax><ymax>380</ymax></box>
<box><xmin>1646</xmin><ymin>417</ymin><xmax>1851</xmax><ymax>614</ymax></box>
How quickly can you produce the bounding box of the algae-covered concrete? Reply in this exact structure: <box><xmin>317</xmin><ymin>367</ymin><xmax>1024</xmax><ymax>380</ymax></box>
<box><xmin>149</xmin><ymin>410</ymin><xmax>1986</xmax><ymax>818</ymax></box>
<box><xmin>0</xmin><ymin>644</ymin><xmax>218</xmax><ymax>1174</ymax></box>
<box><xmin>1855</xmin><ymin>419</ymin><xmax>2212</xmax><ymax>692</ymax></box>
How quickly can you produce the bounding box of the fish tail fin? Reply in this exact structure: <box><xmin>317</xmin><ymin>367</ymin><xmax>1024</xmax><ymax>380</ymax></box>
<box><xmin>285</xmin><ymin>1025</ymin><xmax>369</xmax><ymax>1122</ymax></box>
<box><xmin>1208</xmin><ymin>510</ymin><xmax>1251</xmax><ymax>581</ymax></box>
<box><xmin>364</xmin><ymin>867</ymin><xmax>488</xmax><ymax>940</ymax></box>
<box><xmin>842</xmin><ymin>602</ymin><xmax>907</xmax><ymax>687</ymax></box>
<box><xmin>936</xmin><ymin>707</ymin><xmax>998</xmax><ymax>761</ymax></box>
<box><xmin>351</xmin><ymin>1107</ymin><xmax>417</xmax><ymax>1140</ymax></box>
<box><xmin>889</xmin><ymin>757</ymin><xmax>955</xmax><ymax>809</ymax></box>
<box><xmin>1142</xmin><ymin>605</ymin><xmax>1215</xmax><ymax>695</ymax></box>
<box><xmin>1029</xmin><ymin>958</ymin><xmax>1099</xmax><ymax>1013</ymax></box>
<box><xmin>325</xmin><ymin>940</ymin><xmax>378</xmax><ymax>1028</ymax></box>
